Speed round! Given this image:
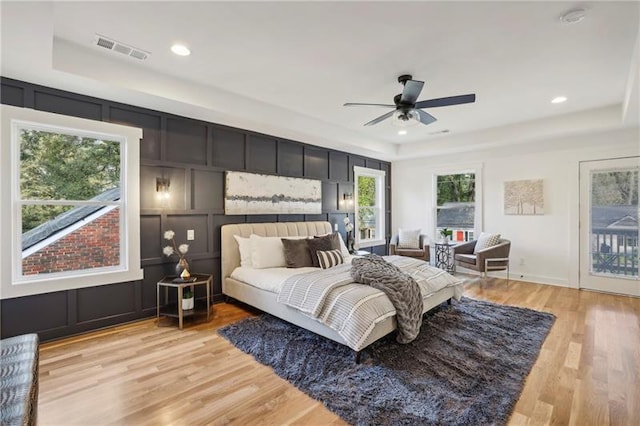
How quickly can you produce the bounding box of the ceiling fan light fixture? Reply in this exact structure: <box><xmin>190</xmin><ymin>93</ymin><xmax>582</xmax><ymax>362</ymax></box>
<box><xmin>392</xmin><ymin>109</ymin><xmax>420</xmax><ymax>127</ymax></box>
<box><xmin>344</xmin><ymin>75</ymin><xmax>476</xmax><ymax>127</ymax></box>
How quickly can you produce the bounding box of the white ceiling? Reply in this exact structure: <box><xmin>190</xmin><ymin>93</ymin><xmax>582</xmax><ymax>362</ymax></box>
<box><xmin>1</xmin><ymin>1</ymin><xmax>639</xmax><ymax>161</ymax></box>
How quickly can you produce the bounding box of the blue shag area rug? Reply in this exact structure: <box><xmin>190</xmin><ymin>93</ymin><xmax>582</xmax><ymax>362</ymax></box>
<box><xmin>219</xmin><ymin>297</ymin><xmax>555</xmax><ymax>425</ymax></box>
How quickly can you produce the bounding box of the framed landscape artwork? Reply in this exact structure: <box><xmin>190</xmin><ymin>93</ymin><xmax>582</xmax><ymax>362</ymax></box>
<box><xmin>225</xmin><ymin>171</ymin><xmax>322</xmax><ymax>215</ymax></box>
<box><xmin>504</xmin><ymin>179</ymin><xmax>544</xmax><ymax>215</ymax></box>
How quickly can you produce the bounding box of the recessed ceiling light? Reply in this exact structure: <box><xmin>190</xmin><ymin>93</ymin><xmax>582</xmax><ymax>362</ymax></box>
<box><xmin>171</xmin><ymin>44</ymin><xmax>191</xmax><ymax>56</ymax></box>
<box><xmin>559</xmin><ymin>8</ymin><xmax>586</xmax><ymax>24</ymax></box>
<box><xmin>398</xmin><ymin>129</ymin><xmax>407</xmax><ymax>135</ymax></box>
<box><xmin>551</xmin><ymin>96</ymin><xmax>567</xmax><ymax>104</ymax></box>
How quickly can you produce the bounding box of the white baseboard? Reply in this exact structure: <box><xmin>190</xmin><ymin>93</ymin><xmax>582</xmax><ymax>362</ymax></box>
<box><xmin>456</xmin><ymin>266</ymin><xmax>572</xmax><ymax>288</ymax></box>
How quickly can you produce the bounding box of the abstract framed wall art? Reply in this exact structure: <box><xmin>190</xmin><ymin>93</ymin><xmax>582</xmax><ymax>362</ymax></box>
<box><xmin>225</xmin><ymin>171</ymin><xmax>322</xmax><ymax>215</ymax></box>
<box><xmin>504</xmin><ymin>179</ymin><xmax>544</xmax><ymax>215</ymax></box>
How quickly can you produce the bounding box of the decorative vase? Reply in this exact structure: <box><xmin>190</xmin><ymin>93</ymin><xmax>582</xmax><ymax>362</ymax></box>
<box><xmin>182</xmin><ymin>296</ymin><xmax>194</xmax><ymax>310</ymax></box>
<box><xmin>175</xmin><ymin>258</ymin><xmax>189</xmax><ymax>277</ymax></box>
<box><xmin>347</xmin><ymin>231</ymin><xmax>355</xmax><ymax>254</ymax></box>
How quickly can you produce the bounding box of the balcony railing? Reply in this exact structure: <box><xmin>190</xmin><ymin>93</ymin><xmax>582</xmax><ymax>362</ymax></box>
<box><xmin>591</xmin><ymin>227</ymin><xmax>638</xmax><ymax>277</ymax></box>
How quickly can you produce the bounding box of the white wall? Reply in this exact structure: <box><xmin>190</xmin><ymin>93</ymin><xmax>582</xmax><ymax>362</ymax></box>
<box><xmin>392</xmin><ymin>126</ymin><xmax>639</xmax><ymax>287</ymax></box>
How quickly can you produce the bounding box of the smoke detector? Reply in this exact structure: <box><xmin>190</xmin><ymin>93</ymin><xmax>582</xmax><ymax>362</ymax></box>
<box><xmin>93</xmin><ymin>34</ymin><xmax>150</xmax><ymax>61</ymax></box>
<box><xmin>559</xmin><ymin>8</ymin><xmax>586</xmax><ymax>24</ymax></box>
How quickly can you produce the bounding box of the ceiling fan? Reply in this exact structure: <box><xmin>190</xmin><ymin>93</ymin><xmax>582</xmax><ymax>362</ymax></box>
<box><xmin>344</xmin><ymin>74</ymin><xmax>476</xmax><ymax>127</ymax></box>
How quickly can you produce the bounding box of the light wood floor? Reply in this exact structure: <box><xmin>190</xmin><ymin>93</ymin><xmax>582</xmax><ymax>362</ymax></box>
<box><xmin>38</xmin><ymin>277</ymin><xmax>640</xmax><ymax>425</ymax></box>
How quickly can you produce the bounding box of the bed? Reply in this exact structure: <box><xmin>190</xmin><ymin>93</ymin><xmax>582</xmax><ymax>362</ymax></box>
<box><xmin>221</xmin><ymin>221</ymin><xmax>463</xmax><ymax>356</ymax></box>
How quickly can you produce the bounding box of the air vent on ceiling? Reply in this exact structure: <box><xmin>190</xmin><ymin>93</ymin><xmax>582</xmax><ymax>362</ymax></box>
<box><xmin>429</xmin><ymin>129</ymin><xmax>450</xmax><ymax>135</ymax></box>
<box><xmin>93</xmin><ymin>34</ymin><xmax>150</xmax><ymax>61</ymax></box>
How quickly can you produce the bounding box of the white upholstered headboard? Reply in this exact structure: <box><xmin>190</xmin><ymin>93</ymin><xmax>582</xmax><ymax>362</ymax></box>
<box><xmin>220</xmin><ymin>221</ymin><xmax>333</xmax><ymax>292</ymax></box>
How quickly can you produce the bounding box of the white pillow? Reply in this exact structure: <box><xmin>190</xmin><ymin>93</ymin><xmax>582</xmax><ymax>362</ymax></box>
<box><xmin>397</xmin><ymin>228</ymin><xmax>421</xmax><ymax>249</ymax></box>
<box><xmin>234</xmin><ymin>235</ymin><xmax>252</xmax><ymax>267</ymax></box>
<box><xmin>474</xmin><ymin>232</ymin><xmax>501</xmax><ymax>254</ymax></box>
<box><xmin>337</xmin><ymin>233</ymin><xmax>351</xmax><ymax>258</ymax></box>
<box><xmin>249</xmin><ymin>234</ymin><xmax>287</xmax><ymax>269</ymax></box>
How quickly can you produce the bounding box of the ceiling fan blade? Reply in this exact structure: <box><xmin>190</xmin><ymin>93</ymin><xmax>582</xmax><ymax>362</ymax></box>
<box><xmin>400</xmin><ymin>80</ymin><xmax>424</xmax><ymax>104</ymax></box>
<box><xmin>343</xmin><ymin>102</ymin><xmax>396</xmax><ymax>108</ymax></box>
<box><xmin>416</xmin><ymin>109</ymin><xmax>437</xmax><ymax>126</ymax></box>
<box><xmin>363</xmin><ymin>110</ymin><xmax>395</xmax><ymax>126</ymax></box>
<box><xmin>414</xmin><ymin>94</ymin><xmax>476</xmax><ymax>109</ymax></box>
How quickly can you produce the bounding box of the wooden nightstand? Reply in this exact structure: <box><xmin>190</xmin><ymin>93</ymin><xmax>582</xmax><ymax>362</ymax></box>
<box><xmin>156</xmin><ymin>274</ymin><xmax>212</xmax><ymax>329</ymax></box>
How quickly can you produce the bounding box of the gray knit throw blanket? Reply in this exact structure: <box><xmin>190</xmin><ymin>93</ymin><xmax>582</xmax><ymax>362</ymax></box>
<box><xmin>350</xmin><ymin>254</ymin><xmax>423</xmax><ymax>343</ymax></box>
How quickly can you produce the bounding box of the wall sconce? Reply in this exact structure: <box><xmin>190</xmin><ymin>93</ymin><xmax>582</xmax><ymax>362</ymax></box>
<box><xmin>156</xmin><ymin>177</ymin><xmax>170</xmax><ymax>199</ymax></box>
<box><xmin>342</xmin><ymin>192</ymin><xmax>354</xmax><ymax>209</ymax></box>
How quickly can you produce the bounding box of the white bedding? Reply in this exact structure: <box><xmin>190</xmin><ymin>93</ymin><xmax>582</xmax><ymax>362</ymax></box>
<box><xmin>222</xmin><ymin>221</ymin><xmax>462</xmax><ymax>352</ymax></box>
<box><xmin>279</xmin><ymin>256</ymin><xmax>462</xmax><ymax>316</ymax></box>
<box><xmin>276</xmin><ymin>256</ymin><xmax>463</xmax><ymax>350</ymax></box>
<box><xmin>230</xmin><ymin>256</ymin><xmax>355</xmax><ymax>293</ymax></box>
<box><xmin>231</xmin><ymin>256</ymin><xmax>463</xmax><ymax>351</ymax></box>
<box><xmin>229</xmin><ymin>266</ymin><xmax>317</xmax><ymax>293</ymax></box>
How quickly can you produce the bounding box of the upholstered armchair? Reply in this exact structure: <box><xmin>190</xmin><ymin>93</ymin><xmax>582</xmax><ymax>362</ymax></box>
<box><xmin>453</xmin><ymin>238</ymin><xmax>511</xmax><ymax>278</ymax></box>
<box><xmin>389</xmin><ymin>234</ymin><xmax>430</xmax><ymax>262</ymax></box>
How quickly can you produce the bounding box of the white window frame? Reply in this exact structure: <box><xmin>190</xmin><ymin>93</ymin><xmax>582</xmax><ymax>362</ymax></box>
<box><xmin>354</xmin><ymin>166</ymin><xmax>386</xmax><ymax>248</ymax></box>
<box><xmin>432</xmin><ymin>164</ymin><xmax>483</xmax><ymax>239</ymax></box>
<box><xmin>1</xmin><ymin>105</ymin><xmax>143</xmax><ymax>299</ymax></box>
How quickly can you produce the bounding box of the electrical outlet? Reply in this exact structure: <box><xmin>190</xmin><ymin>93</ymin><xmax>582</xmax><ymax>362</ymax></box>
<box><xmin>187</xmin><ymin>229</ymin><xmax>195</xmax><ymax>240</ymax></box>
<box><xmin>519</xmin><ymin>258</ymin><xmax>525</xmax><ymax>266</ymax></box>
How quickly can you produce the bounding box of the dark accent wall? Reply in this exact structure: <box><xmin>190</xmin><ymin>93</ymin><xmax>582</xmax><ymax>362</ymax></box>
<box><xmin>1</xmin><ymin>77</ymin><xmax>392</xmax><ymax>341</ymax></box>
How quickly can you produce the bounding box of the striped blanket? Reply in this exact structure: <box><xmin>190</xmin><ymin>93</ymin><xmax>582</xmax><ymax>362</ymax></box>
<box><xmin>277</xmin><ymin>255</ymin><xmax>463</xmax><ymax>351</ymax></box>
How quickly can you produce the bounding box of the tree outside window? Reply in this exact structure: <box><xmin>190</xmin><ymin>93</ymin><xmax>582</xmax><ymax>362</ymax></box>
<box><xmin>20</xmin><ymin>130</ymin><xmax>120</xmax><ymax>232</ymax></box>
<box><xmin>591</xmin><ymin>170</ymin><xmax>638</xmax><ymax>206</ymax></box>
<box><xmin>436</xmin><ymin>173</ymin><xmax>476</xmax><ymax>241</ymax></box>
<box><xmin>354</xmin><ymin>166</ymin><xmax>386</xmax><ymax>247</ymax></box>
<box><xmin>358</xmin><ymin>175</ymin><xmax>377</xmax><ymax>239</ymax></box>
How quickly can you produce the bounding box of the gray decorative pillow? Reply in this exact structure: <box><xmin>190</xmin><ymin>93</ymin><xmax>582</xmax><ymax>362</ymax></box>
<box><xmin>397</xmin><ymin>228</ymin><xmax>421</xmax><ymax>249</ymax></box>
<box><xmin>317</xmin><ymin>249</ymin><xmax>344</xmax><ymax>269</ymax></box>
<box><xmin>281</xmin><ymin>238</ymin><xmax>313</xmax><ymax>268</ymax></box>
<box><xmin>308</xmin><ymin>233</ymin><xmax>341</xmax><ymax>267</ymax></box>
<box><xmin>474</xmin><ymin>232</ymin><xmax>501</xmax><ymax>253</ymax></box>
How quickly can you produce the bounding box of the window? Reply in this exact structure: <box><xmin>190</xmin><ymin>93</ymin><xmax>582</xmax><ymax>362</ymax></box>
<box><xmin>20</xmin><ymin>128</ymin><xmax>122</xmax><ymax>276</ymax></box>
<box><xmin>434</xmin><ymin>169</ymin><xmax>481</xmax><ymax>241</ymax></box>
<box><xmin>1</xmin><ymin>105</ymin><xmax>143</xmax><ymax>299</ymax></box>
<box><xmin>354</xmin><ymin>166</ymin><xmax>386</xmax><ymax>248</ymax></box>
<box><xmin>589</xmin><ymin>167</ymin><xmax>638</xmax><ymax>278</ymax></box>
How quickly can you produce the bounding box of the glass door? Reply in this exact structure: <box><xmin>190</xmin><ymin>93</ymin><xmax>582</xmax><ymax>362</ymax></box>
<box><xmin>579</xmin><ymin>157</ymin><xmax>639</xmax><ymax>296</ymax></box>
